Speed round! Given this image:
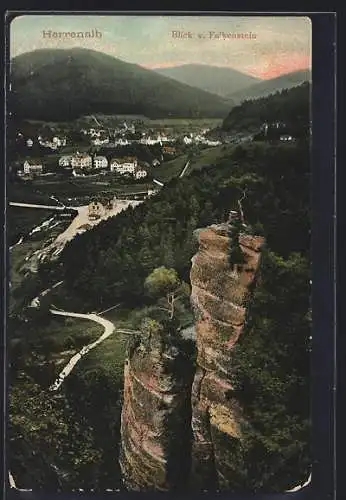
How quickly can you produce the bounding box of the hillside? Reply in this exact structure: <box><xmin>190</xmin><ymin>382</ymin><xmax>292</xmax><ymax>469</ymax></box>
<box><xmin>227</xmin><ymin>69</ymin><xmax>311</xmax><ymax>103</ymax></box>
<box><xmin>221</xmin><ymin>82</ymin><xmax>310</xmax><ymax>135</ymax></box>
<box><xmin>153</xmin><ymin>64</ymin><xmax>261</xmax><ymax>98</ymax></box>
<box><xmin>10</xmin><ymin>48</ymin><xmax>232</xmax><ymax>121</ymax></box>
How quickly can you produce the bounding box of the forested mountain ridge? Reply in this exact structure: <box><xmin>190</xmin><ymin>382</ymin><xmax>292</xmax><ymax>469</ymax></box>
<box><xmin>11</xmin><ymin>48</ymin><xmax>231</xmax><ymax>120</ymax></box>
<box><xmin>221</xmin><ymin>82</ymin><xmax>310</xmax><ymax>135</ymax></box>
<box><xmin>227</xmin><ymin>69</ymin><xmax>311</xmax><ymax>103</ymax></box>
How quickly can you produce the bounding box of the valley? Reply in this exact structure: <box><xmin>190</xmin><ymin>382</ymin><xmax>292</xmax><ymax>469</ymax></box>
<box><xmin>7</xmin><ymin>46</ymin><xmax>311</xmax><ymax>493</ymax></box>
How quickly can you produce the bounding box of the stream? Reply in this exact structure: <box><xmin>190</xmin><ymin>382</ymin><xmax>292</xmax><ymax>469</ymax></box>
<box><xmin>9</xmin><ymin>215</ymin><xmax>64</xmax><ymax>251</ymax></box>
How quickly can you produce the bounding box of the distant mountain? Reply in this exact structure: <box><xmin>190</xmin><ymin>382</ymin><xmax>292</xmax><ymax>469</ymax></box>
<box><xmin>153</xmin><ymin>64</ymin><xmax>261</xmax><ymax>98</ymax></box>
<box><xmin>227</xmin><ymin>69</ymin><xmax>312</xmax><ymax>103</ymax></box>
<box><xmin>11</xmin><ymin>49</ymin><xmax>232</xmax><ymax>121</ymax></box>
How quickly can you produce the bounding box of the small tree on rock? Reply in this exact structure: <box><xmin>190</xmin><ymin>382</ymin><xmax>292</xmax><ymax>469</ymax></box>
<box><xmin>144</xmin><ymin>267</ymin><xmax>190</xmax><ymax>320</ymax></box>
<box><xmin>228</xmin><ymin>214</ymin><xmax>246</xmax><ymax>269</ymax></box>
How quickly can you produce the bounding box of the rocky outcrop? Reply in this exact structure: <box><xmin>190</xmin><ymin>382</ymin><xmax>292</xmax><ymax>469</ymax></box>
<box><xmin>119</xmin><ymin>320</ymin><xmax>194</xmax><ymax>491</ymax></box>
<box><xmin>190</xmin><ymin>223</ymin><xmax>265</xmax><ymax>490</ymax></box>
<box><xmin>119</xmin><ymin>222</ymin><xmax>264</xmax><ymax>492</ymax></box>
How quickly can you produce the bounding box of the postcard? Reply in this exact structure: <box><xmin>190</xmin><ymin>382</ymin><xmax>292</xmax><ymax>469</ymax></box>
<box><xmin>6</xmin><ymin>12</ymin><xmax>317</xmax><ymax>496</ymax></box>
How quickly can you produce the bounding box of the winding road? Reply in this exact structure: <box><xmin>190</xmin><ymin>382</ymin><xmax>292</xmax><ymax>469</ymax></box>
<box><xmin>9</xmin><ymin>306</ymin><xmax>117</xmax><ymax>490</ymax></box>
<box><xmin>49</xmin><ymin>309</ymin><xmax>115</xmax><ymax>391</ymax></box>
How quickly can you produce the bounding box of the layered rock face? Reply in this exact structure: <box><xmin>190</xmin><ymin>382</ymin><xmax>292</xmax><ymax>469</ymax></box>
<box><xmin>119</xmin><ymin>321</ymin><xmax>194</xmax><ymax>491</ymax></box>
<box><xmin>119</xmin><ymin>222</ymin><xmax>264</xmax><ymax>492</ymax></box>
<box><xmin>190</xmin><ymin>223</ymin><xmax>265</xmax><ymax>490</ymax></box>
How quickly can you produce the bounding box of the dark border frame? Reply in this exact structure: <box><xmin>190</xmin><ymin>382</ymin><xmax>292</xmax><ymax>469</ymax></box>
<box><xmin>1</xmin><ymin>10</ymin><xmax>337</xmax><ymax>500</ymax></box>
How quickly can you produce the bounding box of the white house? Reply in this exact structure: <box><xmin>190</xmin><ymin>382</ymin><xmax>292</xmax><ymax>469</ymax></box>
<box><xmin>88</xmin><ymin>128</ymin><xmax>100</xmax><ymax>137</ymax></box>
<box><xmin>52</xmin><ymin>136</ymin><xmax>67</xmax><ymax>147</ymax></box>
<box><xmin>114</xmin><ymin>138</ymin><xmax>129</xmax><ymax>146</ymax></box>
<box><xmin>59</xmin><ymin>156</ymin><xmax>71</xmax><ymax>167</ymax></box>
<box><xmin>158</xmin><ymin>134</ymin><xmax>169</xmax><ymax>143</ymax></box>
<box><xmin>147</xmin><ymin>188</ymin><xmax>159</xmax><ymax>197</ymax></box>
<box><xmin>88</xmin><ymin>201</ymin><xmax>105</xmax><ymax>220</ymax></box>
<box><xmin>110</xmin><ymin>157</ymin><xmax>137</xmax><ymax>175</ymax></box>
<box><xmin>38</xmin><ymin>137</ymin><xmax>59</xmax><ymax>150</ymax></box>
<box><xmin>194</xmin><ymin>134</ymin><xmax>204</xmax><ymax>143</ymax></box>
<box><xmin>26</xmin><ymin>139</ymin><xmax>33</xmax><ymax>148</ymax></box>
<box><xmin>93</xmin><ymin>156</ymin><xmax>108</xmax><ymax>169</ymax></box>
<box><xmin>140</xmin><ymin>136</ymin><xmax>160</xmax><ymax>146</ymax></box>
<box><xmin>204</xmin><ymin>139</ymin><xmax>222</xmax><ymax>146</ymax></box>
<box><xmin>92</xmin><ymin>137</ymin><xmax>110</xmax><ymax>146</ymax></box>
<box><xmin>152</xmin><ymin>158</ymin><xmax>161</xmax><ymax>167</ymax></box>
<box><xmin>71</xmin><ymin>153</ymin><xmax>92</xmax><ymax>169</ymax></box>
<box><xmin>280</xmin><ymin>134</ymin><xmax>294</xmax><ymax>142</ymax></box>
<box><xmin>134</xmin><ymin>168</ymin><xmax>147</xmax><ymax>180</ymax></box>
<box><xmin>23</xmin><ymin>160</ymin><xmax>43</xmax><ymax>175</ymax></box>
<box><xmin>183</xmin><ymin>136</ymin><xmax>193</xmax><ymax>145</ymax></box>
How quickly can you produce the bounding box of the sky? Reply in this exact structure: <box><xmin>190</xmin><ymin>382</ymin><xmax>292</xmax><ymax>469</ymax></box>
<box><xmin>10</xmin><ymin>15</ymin><xmax>312</xmax><ymax>79</ymax></box>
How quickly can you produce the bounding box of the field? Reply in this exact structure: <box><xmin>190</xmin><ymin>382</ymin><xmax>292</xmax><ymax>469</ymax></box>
<box><xmin>27</xmin><ymin>115</ymin><xmax>222</xmax><ymax>131</ymax></box>
<box><xmin>9</xmin><ymin>176</ymin><xmax>152</xmax><ymax>208</ymax></box>
<box><xmin>157</xmin><ymin>144</ymin><xmax>236</xmax><ymax>183</ymax></box>
<box><xmin>9</xmin><ymin>314</ymin><xmax>104</xmax><ymax>384</ymax></box>
<box><xmin>145</xmin><ymin>117</ymin><xmax>222</xmax><ymax>130</ymax></box>
<box><xmin>72</xmin><ymin>307</ymin><xmax>136</xmax><ymax>382</ymax></box>
<box><xmin>155</xmin><ymin>154</ymin><xmax>188</xmax><ymax>182</ymax></box>
<box><xmin>74</xmin><ymin>329</ymin><xmax>129</xmax><ymax>382</ymax></box>
<box><xmin>187</xmin><ymin>144</ymin><xmax>235</xmax><ymax>171</ymax></box>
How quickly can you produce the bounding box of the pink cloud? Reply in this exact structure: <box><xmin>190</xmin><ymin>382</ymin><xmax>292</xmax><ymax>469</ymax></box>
<box><xmin>142</xmin><ymin>55</ymin><xmax>311</xmax><ymax>79</ymax></box>
<box><xmin>245</xmin><ymin>53</ymin><xmax>311</xmax><ymax>80</ymax></box>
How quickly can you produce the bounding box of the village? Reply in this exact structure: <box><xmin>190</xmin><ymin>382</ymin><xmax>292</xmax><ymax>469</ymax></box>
<box><xmin>9</xmin><ymin>116</ymin><xmax>299</xmax><ymax>185</ymax></box>
<box><xmin>11</xmin><ymin>120</ymin><xmax>223</xmax><ymax>181</ymax></box>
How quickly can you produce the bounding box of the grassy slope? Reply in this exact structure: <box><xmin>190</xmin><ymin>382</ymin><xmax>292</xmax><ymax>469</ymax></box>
<box><xmin>26</xmin><ymin>116</ymin><xmax>223</xmax><ymax>131</ymax></box>
<box><xmin>9</xmin><ymin>315</ymin><xmax>103</xmax><ymax>374</ymax></box>
<box><xmin>74</xmin><ymin>331</ymin><xmax>128</xmax><ymax>382</ymax></box>
<box><xmin>157</xmin><ymin>144</ymin><xmax>236</xmax><ymax>183</ymax></box>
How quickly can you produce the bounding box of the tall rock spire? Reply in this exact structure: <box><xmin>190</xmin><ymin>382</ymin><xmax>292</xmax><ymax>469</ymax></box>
<box><xmin>119</xmin><ymin>319</ymin><xmax>194</xmax><ymax>491</ymax></box>
<box><xmin>189</xmin><ymin>222</ymin><xmax>265</xmax><ymax>490</ymax></box>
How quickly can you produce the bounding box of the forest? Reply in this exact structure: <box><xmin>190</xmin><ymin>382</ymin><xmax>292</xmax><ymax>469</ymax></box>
<box><xmin>222</xmin><ymin>82</ymin><xmax>310</xmax><ymax>136</ymax></box>
<box><xmin>57</xmin><ymin>138</ymin><xmax>310</xmax><ymax>312</ymax></box>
